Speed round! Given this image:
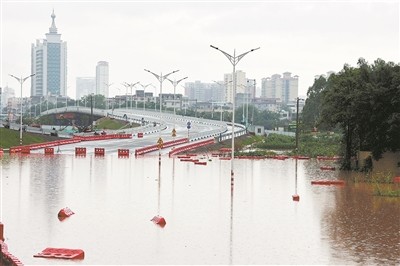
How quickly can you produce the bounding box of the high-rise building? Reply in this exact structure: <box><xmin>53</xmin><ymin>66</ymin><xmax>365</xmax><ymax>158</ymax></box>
<box><xmin>76</xmin><ymin>77</ymin><xmax>96</xmax><ymax>99</ymax></box>
<box><xmin>96</xmin><ymin>61</ymin><xmax>109</xmax><ymax>97</ymax></box>
<box><xmin>31</xmin><ymin>10</ymin><xmax>67</xmax><ymax>97</ymax></box>
<box><xmin>261</xmin><ymin>72</ymin><xmax>298</xmax><ymax>103</ymax></box>
<box><xmin>183</xmin><ymin>81</ymin><xmax>224</xmax><ymax>103</ymax></box>
<box><xmin>224</xmin><ymin>70</ymin><xmax>247</xmax><ymax>103</ymax></box>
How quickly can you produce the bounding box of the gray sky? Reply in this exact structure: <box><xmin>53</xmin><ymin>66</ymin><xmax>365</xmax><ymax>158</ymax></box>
<box><xmin>1</xmin><ymin>0</ymin><xmax>399</xmax><ymax>99</ymax></box>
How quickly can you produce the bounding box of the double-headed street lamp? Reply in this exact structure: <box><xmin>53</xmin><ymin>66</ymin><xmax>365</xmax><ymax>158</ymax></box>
<box><xmin>166</xmin><ymin>76</ymin><xmax>188</xmax><ymax>117</ymax></box>
<box><xmin>138</xmin><ymin>83</ymin><xmax>154</xmax><ymax>112</ymax></box>
<box><xmin>9</xmin><ymin>74</ymin><xmax>35</xmax><ymax>145</ymax></box>
<box><xmin>210</xmin><ymin>45</ymin><xmax>259</xmax><ymax>177</ymax></box>
<box><xmin>144</xmin><ymin>69</ymin><xmax>179</xmax><ymax>115</ymax></box>
<box><xmin>122</xmin><ymin>82</ymin><xmax>140</xmax><ymax>110</ymax></box>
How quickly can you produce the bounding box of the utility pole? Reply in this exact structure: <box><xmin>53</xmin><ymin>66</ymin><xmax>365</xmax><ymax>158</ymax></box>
<box><xmin>210</xmin><ymin>45</ymin><xmax>259</xmax><ymax>178</ymax></box>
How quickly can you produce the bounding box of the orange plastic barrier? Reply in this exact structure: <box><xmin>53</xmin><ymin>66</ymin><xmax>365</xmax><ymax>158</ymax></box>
<box><xmin>75</xmin><ymin>147</ymin><xmax>86</xmax><ymax>156</ymax></box>
<box><xmin>320</xmin><ymin>166</ymin><xmax>336</xmax><ymax>170</ymax></box>
<box><xmin>292</xmin><ymin>194</ymin><xmax>300</xmax><ymax>201</ymax></box>
<box><xmin>44</xmin><ymin>147</ymin><xmax>54</xmax><ymax>155</ymax></box>
<box><xmin>169</xmin><ymin>138</ymin><xmax>214</xmax><ymax>156</ymax></box>
<box><xmin>34</xmin><ymin>248</ymin><xmax>84</xmax><ymax>260</ymax></box>
<box><xmin>136</xmin><ymin>138</ymin><xmax>189</xmax><ymax>156</ymax></box>
<box><xmin>137</xmin><ymin>132</ymin><xmax>143</xmax><ymax>138</ymax></box>
<box><xmin>21</xmin><ymin>146</ymin><xmax>30</xmax><ymax>154</ymax></box>
<box><xmin>94</xmin><ymin>148</ymin><xmax>105</xmax><ymax>156</ymax></box>
<box><xmin>118</xmin><ymin>149</ymin><xmax>129</xmax><ymax>157</ymax></box>
<box><xmin>1</xmin><ymin>224</ymin><xmax>24</xmax><ymax>265</ymax></box>
<box><xmin>1</xmin><ymin>241</ymin><xmax>24</xmax><ymax>266</ymax></box>
<box><xmin>311</xmin><ymin>180</ymin><xmax>345</xmax><ymax>186</ymax></box>
<box><xmin>194</xmin><ymin>161</ymin><xmax>207</xmax><ymax>165</ymax></box>
<box><xmin>0</xmin><ymin>223</ymin><xmax>3</xmax><ymax>241</ymax></box>
<box><xmin>151</xmin><ymin>215</ymin><xmax>166</xmax><ymax>227</ymax></box>
<box><xmin>317</xmin><ymin>156</ymin><xmax>342</xmax><ymax>161</ymax></box>
<box><xmin>58</xmin><ymin>207</ymin><xmax>75</xmax><ymax>218</ymax></box>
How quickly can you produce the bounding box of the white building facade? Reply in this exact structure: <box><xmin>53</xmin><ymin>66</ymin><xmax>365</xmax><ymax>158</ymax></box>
<box><xmin>261</xmin><ymin>72</ymin><xmax>298</xmax><ymax>103</ymax></box>
<box><xmin>31</xmin><ymin>10</ymin><xmax>67</xmax><ymax>97</ymax></box>
<box><xmin>96</xmin><ymin>61</ymin><xmax>109</xmax><ymax>97</ymax></box>
<box><xmin>224</xmin><ymin>70</ymin><xmax>247</xmax><ymax>103</ymax></box>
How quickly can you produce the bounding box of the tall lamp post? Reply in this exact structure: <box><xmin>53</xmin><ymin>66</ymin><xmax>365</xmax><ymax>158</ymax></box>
<box><xmin>166</xmin><ymin>76</ymin><xmax>188</xmax><ymax>117</ymax></box>
<box><xmin>138</xmin><ymin>83</ymin><xmax>154</xmax><ymax>112</ymax></box>
<box><xmin>210</xmin><ymin>45</ymin><xmax>259</xmax><ymax>177</ymax></box>
<box><xmin>9</xmin><ymin>74</ymin><xmax>35</xmax><ymax>145</ymax></box>
<box><xmin>122</xmin><ymin>82</ymin><xmax>139</xmax><ymax>110</ymax></box>
<box><xmin>295</xmin><ymin>97</ymin><xmax>303</xmax><ymax>154</ymax></box>
<box><xmin>144</xmin><ymin>69</ymin><xmax>179</xmax><ymax>115</ymax></box>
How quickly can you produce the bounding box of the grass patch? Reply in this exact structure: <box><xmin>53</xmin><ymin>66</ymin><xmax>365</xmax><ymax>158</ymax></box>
<box><xmin>95</xmin><ymin>117</ymin><xmax>140</xmax><ymax>130</ymax></box>
<box><xmin>0</xmin><ymin>128</ymin><xmax>60</xmax><ymax>149</ymax></box>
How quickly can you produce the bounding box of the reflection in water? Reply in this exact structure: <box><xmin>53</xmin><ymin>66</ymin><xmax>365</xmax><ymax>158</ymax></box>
<box><xmin>1</xmin><ymin>154</ymin><xmax>399</xmax><ymax>265</ymax></box>
<box><xmin>324</xmin><ymin>183</ymin><xmax>400</xmax><ymax>265</ymax></box>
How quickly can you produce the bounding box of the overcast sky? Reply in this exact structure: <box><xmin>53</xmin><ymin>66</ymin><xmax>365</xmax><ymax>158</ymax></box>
<box><xmin>1</xmin><ymin>0</ymin><xmax>399</xmax><ymax>99</ymax></box>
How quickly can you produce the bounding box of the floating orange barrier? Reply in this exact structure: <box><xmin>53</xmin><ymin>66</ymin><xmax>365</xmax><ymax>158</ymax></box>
<box><xmin>21</xmin><ymin>146</ymin><xmax>31</xmax><ymax>154</ymax></box>
<box><xmin>44</xmin><ymin>147</ymin><xmax>54</xmax><ymax>155</ymax></box>
<box><xmin>94</xmin><ymin>148</ymin><xmax>105</xmax><ymax>156</ymax></box>
<box><xmin>75</xmin><ymin>147</ymin><xmax>86</xmax><ymax>156</ymax></box>
<box><xmin>58</xmin><ymin>207</ymin><xmax>75</xmax><ymax>218</ymax></box>
<box><xmin>320</xmin><ymin>166</ymin><xmax>336</xmax><ymax>170</ymax></box>
<box><xmin>311</xmin><ymin>180</ymin><xmax>345</xmax><ymax>186</ymax></box>
<box><xmin>317</xmin><ymin>156</ymin><xmax>341</xmax><ymax>161</ymax></box>
<box><xmin>34</xmin><ymin>248</ymin><xmax>84</xmax><ymax>260</ymax></box>
<box><xmin>151</xmin><ymin>215</ymin><xmax>166</xmax><ymax>227</ymax></box>
<box><xmin>118</xmin><ymin>149</ymin><xmax>129</xmax><ymax>157</ymax></box>
<box><xmin>177</xmin><ymin>155</ymin><xmax>191</xmax><ymax>159</ymax></box>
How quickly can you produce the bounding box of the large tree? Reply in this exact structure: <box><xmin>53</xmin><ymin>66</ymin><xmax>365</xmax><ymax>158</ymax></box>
<box><xmin>302</xmin><ymin>76</ymin><xmax>328</xmax><ymax>130</ymax></box>
<box><xmin>319</xmin><ymin>58</ymin><xmax>400</xmax><ymax>169</ymax></box>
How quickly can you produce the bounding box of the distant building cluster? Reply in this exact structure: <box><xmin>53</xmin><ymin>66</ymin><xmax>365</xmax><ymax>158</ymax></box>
<box><xmin>2</xmin><ymin>10</ymin><xmax>319</xmax><ymax>122</ymax></box>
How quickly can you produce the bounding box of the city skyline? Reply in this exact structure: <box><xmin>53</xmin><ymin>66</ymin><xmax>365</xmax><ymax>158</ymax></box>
<box><xmin>2</xmin><ymin>0</ymin><xmax>398</xmax><ymax>99</ymax></box>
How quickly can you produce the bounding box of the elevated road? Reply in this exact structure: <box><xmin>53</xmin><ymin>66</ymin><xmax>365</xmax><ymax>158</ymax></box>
<box><xmin>28</xmin><ymin>107</ymin><xmax>246</xmax><ymax>155</ymax></box>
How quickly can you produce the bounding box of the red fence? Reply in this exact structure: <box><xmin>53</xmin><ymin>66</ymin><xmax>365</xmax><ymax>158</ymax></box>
<box><xmin>73</xmin><ymin>134</ymin><xmax>132</xmax><ymax>141</ymax></box>
<box><xmin>135</xmin><ymin>138</ymin><xmax>189</xmax><ymax>156</ymax></box>
<box><xmin>9</xmin><ymin>134</ymin><xmax>132</xmax><ymax>154</ymax></box>
<box><xmin>10</xmin><ymin>139</ymin><xmax>82</xmax><ymax>153</ymax></box>
<box><xmin>169</xmin><ymin>138</ymin><xmax>215</xmax><ymax>156</ymax></box>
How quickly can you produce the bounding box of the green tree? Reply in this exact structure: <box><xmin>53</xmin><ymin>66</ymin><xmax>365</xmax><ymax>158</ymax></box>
<box><xmin>302</xmin><ymin>76</ymin><xmax>328</xmax><ymax>130</ymax></box>
<box><xmin>320</xmin><ymin>58</ymin><xmax>400</xmax><ymax>169</ymax></box>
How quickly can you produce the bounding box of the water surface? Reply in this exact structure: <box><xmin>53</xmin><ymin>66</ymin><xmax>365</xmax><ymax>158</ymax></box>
<box><xmin>1</xmin><ymin>154</ymin><xmax>399</xmax><ymax>265</ymax></box>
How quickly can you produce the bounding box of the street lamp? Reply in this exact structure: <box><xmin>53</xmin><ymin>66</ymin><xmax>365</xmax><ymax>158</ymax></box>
<box><xmin>144</xmin><ymin>69</ymin><xmax>179</xmax><ymax>115</ymax></box>
<box><xmin>210</xmin><ymin>45</ymin><xmax>259</xmax><ymax>177</ymax></box>
<box><xmin>138</xmin><ymin>83</ymin><xmax>154</xmax><ymax>112</ymax></box>
<box><xmin>122</xmin><ymin>82</ymin><xmax>139</xmax><ymax>110</ymax></box>
<box><xmin>9</xmin><ymin>74</ymin><xmax>35</xmax><ymax>145</ymax></box>
<box><xmin>166</xmin><ymin>76</ymin><xmax>188</xmax><ymax>117</ymax></box>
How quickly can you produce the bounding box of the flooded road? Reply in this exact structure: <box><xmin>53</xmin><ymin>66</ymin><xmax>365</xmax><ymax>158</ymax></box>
<box><xmin>1</xmin><ymin>154</ymin><xmax>399</xmax><ymax>265</ymax></box>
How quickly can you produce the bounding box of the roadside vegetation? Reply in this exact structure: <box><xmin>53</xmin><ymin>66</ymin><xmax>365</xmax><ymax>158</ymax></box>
<box><xmin>94</xmin><ymin>117</ymin><xmax>138</xmax><ymax>130</ymax></box>
<box><xmin>0</xmin><ymin>128</ymin><xmax>61</xmax><ymax>149</ymax></box>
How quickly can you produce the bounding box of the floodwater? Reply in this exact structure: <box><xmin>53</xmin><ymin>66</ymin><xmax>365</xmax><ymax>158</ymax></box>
<box><xmin>1</xmin><ymin>154</ymin><xmax>399</xmax><ymax>265</ymax></box>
